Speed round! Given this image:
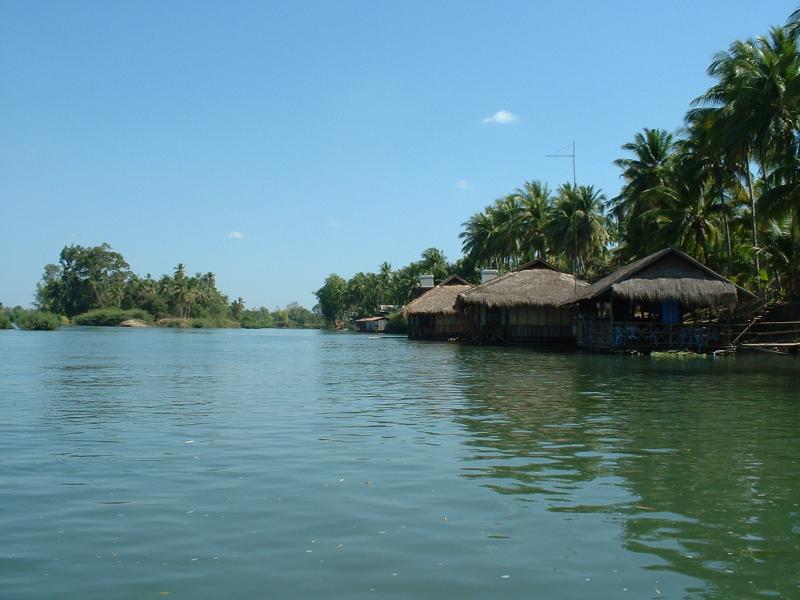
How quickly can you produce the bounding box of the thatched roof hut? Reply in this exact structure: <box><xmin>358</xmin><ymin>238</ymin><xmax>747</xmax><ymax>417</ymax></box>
<box><xmin>569</xmin><ymin>248</ymin><xmax>753</xmax><ymax>308</ymax></box>
<box><xmin>458</xmin><ymin>259</ymin><xmax>588</xmax><ymax>308</ymax></box>
<box><xmin>403</xmin><ymin>275</ymin><xmax>473</xmax><ymax>316</ymax></box>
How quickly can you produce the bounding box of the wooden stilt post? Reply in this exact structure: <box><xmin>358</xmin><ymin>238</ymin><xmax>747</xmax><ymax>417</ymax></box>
<box><xmin>609</xmin><ymin>291</ymin><xmax>614</xmax><ymax>349</ymax></box>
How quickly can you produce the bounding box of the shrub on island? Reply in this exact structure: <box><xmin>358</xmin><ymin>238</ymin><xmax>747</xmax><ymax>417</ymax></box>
<box><xmin>155</xmin><ymin>317</ymin><xmax>239</xmax><ymax>328</ymax></box>
<box><xmin>11</xmin><ymin>309</ymin><xmax>61</xmax><ymax>330</ymax></box>
<box><xmin>190</xmin><ymin>317</ymin><xmax>240</xmax><ymax>328</ymax></box>
<box><xmin>73</xmin><ymin>308</ymin><xmax>153</xmax><ymax>326</ymax></box>
<box><xmin>237</xmin><ymin>309</ymin><xmax>274</xmax><ymax>329</ymax></box>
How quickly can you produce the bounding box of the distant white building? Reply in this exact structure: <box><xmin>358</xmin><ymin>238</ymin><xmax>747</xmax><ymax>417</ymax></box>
<box><xmin>354</xmin><ymin>316</ymin><xmax>388</xmax><ymax>333</ymax></box>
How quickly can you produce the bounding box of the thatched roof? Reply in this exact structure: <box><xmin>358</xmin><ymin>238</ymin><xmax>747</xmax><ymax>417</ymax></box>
<box><xmin>403</xmin><ymin>275</ymin><xmax>473</xmax><ymax>316</ymax></box>
<box><xmin>569</xmin><ymin>248</ymin><xmax>754</xmax><ymax>308</ymax></box>
<box><xmin>459</xmin><ymin>260</ymin><xmax>588</xmax><ymax>308</ymax></box>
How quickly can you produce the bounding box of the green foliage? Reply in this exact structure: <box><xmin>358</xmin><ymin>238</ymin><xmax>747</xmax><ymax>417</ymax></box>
<box><xmin>285</xmin><ymin>302</ymin><xmax>323</xmax><ymax>328</ymax></box>
<box><xmin>546</xmin><ymin>184</ymin><xmax>610</xmax><ymax>277</ymax></box>
<box><xmin>31</xmin><ymin>243</ymin><xmax>320</xmax><ymax>329</ymax></box>
<box><xmin>36</xmin><ymin>243</ymin><xmax>131</xmax><ymax>317</ymax></box>
<box><xmin>236</xmin><ymin>303</ymin><xmax>323</xmax><ymax>329</ymax></box>
<box><xmin>460</xmin><ymin>181</ymin><xmax>555</xmax><ymax>271</ymax></box>
<box><xmin>157</xmin><ymin>318</ymin><xmax>191</xmax><ymax>328</ymax></box>
<box><xmin>0</xmin><ymin>310</ymin><xmax>11</xmax><ymax>329</ymax></box>
<box><xmin>458</xmin><ymin>181</ymin><xmax>611</xmax><ymax>279</ymax></box>
<box><xmin>450</xmin><ymin>9</ymin><xmax>800</xmax><ymax>300</ymax></box>
<box><xmin>238</xmin><ymin>307</ymin><xmax>274</xmax><ymax>328</ymax></box>
<box><xmin>270</xmin><ymin>309</ymin><xmax>291</xmax><ymax>328</ymax></box>
<box><xmin>10</xmin><ymin>308</ymin><xmax>61</xmax><ymax>330</ymax></box>
<box><xmin>315</xmin><ymin>274</ymin><xmax>348</xmax><ymax>324</ymax></box>
<box><xmin>122</xmin><ymin>277</ymin><xmax>169</xmax><ymax>318</ymax></box>
<box><xmin>384</xmin><ymin>312</ymin><xmax>407</xmax><ymax>334</ymax></box>
<box><xmin>189</xmin><ymin>317</ymin><xmax>240</xmax><ymax>328</ymax></box>
<box><xmin>313</xmin><ymin>248</ymin><xmax>468</xmax><ymax>328</ymax></box>
<box><xmin>230</xmin><ymin>297</ymin><xmax>246</xmax><ymax>318</ymax></box>
<box><xmin>73</xmin><ymin>308</ymin><xmax>153</xmax><ymax>326</ymax></box>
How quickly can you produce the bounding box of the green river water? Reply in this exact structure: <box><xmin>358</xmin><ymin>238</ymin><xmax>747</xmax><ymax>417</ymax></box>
<box><xmin>1</xmin><ymin>327</ymin><xmax>798</xmax><ymax>599</ymax></box>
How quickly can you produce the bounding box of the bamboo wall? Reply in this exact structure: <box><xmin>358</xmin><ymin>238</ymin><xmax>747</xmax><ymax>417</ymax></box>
<box><xmin>507</xmin><ymin>306</ymin><xmax>574</xmax><ymax>340</ymax></box>
<box><xmin>433</xmin><ymin>314</ymin><xmax>469</xmax><ymax>335</ymax></box>
<box><xmin>408</xmin><ymin>314</ymin><xmax>469</xmax><ymax>340</ymax></box>
<box><xmin>472</xmin><ymin>305</ymin><xmax>576</xmax><ymax>342</ymax></box>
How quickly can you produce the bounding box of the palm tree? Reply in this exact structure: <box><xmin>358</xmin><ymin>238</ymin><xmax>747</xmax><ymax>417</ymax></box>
<box><xmin>491</xmin><ymin>195</ymin><xmax>524</xmax><ymax>268</ymax></box>
<box><xmin>460</xmin><ymin>188</ymin><xmax>550</xmax><ymax>270</ymax></box>
<box><xmin>612</xmin><ymin>128</ymin><xmax>676</xmax><ymax>221</ymax></box>
<box><xmin>167</xmin><ymin>263</ymin><xmax>197</xmax><ymax>319</ymax></box>
<box><xmin>680</xmin><ymin>112</ymin><xmax>745</xmax><ymax>268</ymax></box>
<box><xmin>460</xmin><ymin>210</ymin><xmax>503</xmax><ymax>269</ymax></box>
<box><xmin>511</xmin><ymin>180</ymin><xmax>552</xmax><ymax>261</ymax></box>
<box><xmin>761</xmin><ymin>154</ymin><xmax>800</xmax><ymax>295</ymax></box>
<box><xmin>691</xmin><ymin>26</ymin><xmax>800</xmax><ymax>277</ymax></box>
<box><xmin>141</xmin><ymin>274</ymin><xmax>157</xmax><ymax>295</ymax></box>
<box><xmin>611</xmin><ymin>129</ymin><xmax>677</xmax><ymax>259</ymax></box>
<box><xmin>641</xmin><ymin>161</ymin><xmax>725</xmax><ymax>264</ymax></box>
<box><xmin>231</xmin><ymin>297</ymin><xmax>246</xmax><ymax>317</ymax></box>
<box><xmin>418</xmin><ymin>248</ymin><xmax>450</xmax><ymax>282</ymax></box>
<box><xmin>546</xmin><ymin>184</ymin><xmax>609</xmax><ymax>277</ymax></box>
<box><xmin>759</xmin><ymin>216</ymin><xmax>800</xmax><ymax>296</ymax></box>
<box><xmin>788</xmin><ymin>7</ymin><xmax>800</xmax><ymax>40</ymax></box>
<box><xmin>377</xmin><ymin>261</ymin><xmax>393</xmax><ymax>302</ymax></box>
<box><xmin>698</xmin><ymin>29</ymin><xmax>800</xmax><ymax>175</ymax></box>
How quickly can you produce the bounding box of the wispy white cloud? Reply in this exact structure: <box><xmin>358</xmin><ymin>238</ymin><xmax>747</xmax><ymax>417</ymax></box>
<box><xmin>482</xmin><ymin>110</ymin><xmax>519</xmax><ymax>125</ymax></box>
<box><xmin>227</xmin><ymin>231</ymin><xmax>244</xmax><ymax>239</ymax></box>
<box><xmin>455</xmin><ymin>180</ymin><xmax>473</xmax><ymax>191</ymax></box>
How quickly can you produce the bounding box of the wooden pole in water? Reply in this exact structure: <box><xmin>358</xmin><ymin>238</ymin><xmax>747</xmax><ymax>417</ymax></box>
<box><xmin>609</xmin><ymin>290</ymin><xmax>614</xmax><ymax>349</ymax></box>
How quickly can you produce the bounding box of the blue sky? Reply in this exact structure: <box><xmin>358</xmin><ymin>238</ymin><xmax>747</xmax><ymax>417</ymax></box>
<box><xmin>1</xmin><ymin>1</ymin><xmax>796</xmax><ymax>309</ymax></box>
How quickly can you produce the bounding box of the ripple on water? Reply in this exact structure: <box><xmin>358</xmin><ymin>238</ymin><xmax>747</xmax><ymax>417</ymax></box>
<box><xmin>0</xmin><ymin>329</ymin><xmax>798</xmax><ymax>599</ymax></box>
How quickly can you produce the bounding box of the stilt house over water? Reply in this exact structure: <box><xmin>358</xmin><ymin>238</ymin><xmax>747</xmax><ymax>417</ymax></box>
<box><xmin>354</xmin><ymin>316</ymin><xmax>388</xmax><ymax>333</ymax></box>
<box><xmin>403</xmin><ymin>275</ymin><xmax>473</xmax><ymax>340</ymax></box>
<box><xmin>567</xmin><ymin>248</ymin><xmax>755</xmax><ymax>352</ymax></box>
<box><xmin>457</xmin><ymin>259</ymin><xmax>588</xmax><ymax>345</ymax></box>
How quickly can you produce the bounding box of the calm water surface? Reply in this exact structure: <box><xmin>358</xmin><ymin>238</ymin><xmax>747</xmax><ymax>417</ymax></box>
<box><xmin>1</xmin><ymin>327</ymin><xmax>798</xmax><ymax>599</ymax></box>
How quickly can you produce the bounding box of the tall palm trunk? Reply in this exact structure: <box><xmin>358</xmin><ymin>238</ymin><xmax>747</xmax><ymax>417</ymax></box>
<box><xmin>744</xmin><ymin>151</ymin><xmax>760</xmax><ymax>276</ymax></box>
<box><xmin>791</xmin><ymin>210</ymin><xmax>800</xmax><ymax>298</ymax></box>
<box><xmin>722</xmin><ymin>206</ymin><xmax>732</xmax><ymax>267</ymax></box>
<box><xmin>717</xmin><ymin>173</ymin><xmax>732</xmax><ymax>270</ymax></box>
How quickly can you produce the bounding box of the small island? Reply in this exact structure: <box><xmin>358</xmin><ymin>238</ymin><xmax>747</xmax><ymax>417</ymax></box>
<box><xmin>0</xmin><ymin>243</ymin><xmax>323</xmax><ymax>331</ymax></box>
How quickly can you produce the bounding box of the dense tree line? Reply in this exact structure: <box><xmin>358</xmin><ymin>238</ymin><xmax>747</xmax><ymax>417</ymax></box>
<box><xmin>19</xmin><ymin>243</ymin><xmax>322</xmax><ymax>329</ymax></box>
<box><xmin>315</xmin><ymin>248</ymin><xmax>478</xmax><ymax>327</ymax></box>
<box><xmin>463</xmin><ymin>11</ymin><xmax>800</xmax><ymax>296</ymax></box>
<box><xmin>317</xmin><ymin>9</ymin><xmax>800</xmax><ymax>325</ymax></box>
<box><xmin>460</xmin><ymin>181</ymin><xmax>612</xmax><ymax>279</ymax></box>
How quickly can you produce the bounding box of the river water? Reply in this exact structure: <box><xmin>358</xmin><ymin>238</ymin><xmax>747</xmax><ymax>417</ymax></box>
<box><xmin>1</xmin><ymin>327</ymin><xmax>798</xmax><ymax>599</ymax></box>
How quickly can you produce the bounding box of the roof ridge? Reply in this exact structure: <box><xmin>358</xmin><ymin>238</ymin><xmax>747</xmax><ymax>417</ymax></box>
<box><xmin>567</xmin><ymin>247</ymin><xmax>754</xmax><ymax>304</ymax></box>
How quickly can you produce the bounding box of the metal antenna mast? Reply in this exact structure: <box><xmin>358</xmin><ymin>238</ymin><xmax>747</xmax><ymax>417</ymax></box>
<box><xmin>546</xmin><ymin>141</ymin><xmax>579</xmax><ymax>288</ymax></box>
<box><xmin>545</xmin><ymin>141</ymin><xmax>576</xmax><ymax>188</ymax></box>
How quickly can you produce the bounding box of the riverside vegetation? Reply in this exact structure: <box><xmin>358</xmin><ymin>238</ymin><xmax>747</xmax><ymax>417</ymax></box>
<box><xmin>316</xmin><ymin>9</ymin><xmax>800</xmax><ymax>326</ymax></box>
<box><xmin>1</xmin><ymin>243</ymin><xmax>322</xmax><ymax>331</ymax></box>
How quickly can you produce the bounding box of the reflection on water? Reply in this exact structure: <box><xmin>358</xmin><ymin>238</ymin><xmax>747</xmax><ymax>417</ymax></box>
<box><xmin>0</xmin><ymin>328</ymin><xmax>798</xmax><ymax>599</ymax></box>
<box><xmin>451</xmin><ymin>349</ymin><xmax>800</xmax><ymax>598</ymax></box>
